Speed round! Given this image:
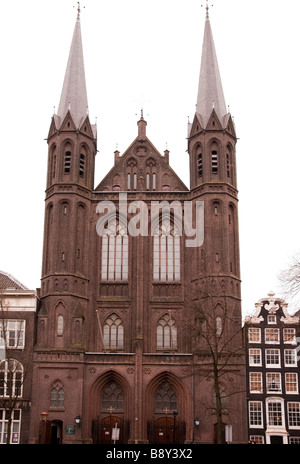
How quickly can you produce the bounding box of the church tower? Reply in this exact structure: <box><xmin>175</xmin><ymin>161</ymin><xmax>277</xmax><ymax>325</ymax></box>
<box><xmin>186</xmin><ymin>7</ymin><xmax>245</xmax><ymax>443</ymax></box>
<box><xmin>188</xmin><ymin>5</ymin><xmax>241</xmax><ymax>309</ymax></box>
<box><xmin>39</xmin><ymin>6</ymin><xmax>97</xmax><ymax>350</ymax></box>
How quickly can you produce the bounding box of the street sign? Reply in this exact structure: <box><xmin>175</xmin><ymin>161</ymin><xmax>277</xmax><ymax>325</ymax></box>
<box><xmin>112</xmin><ymin>424</ymin><xmax>120</xmax><ymax>442</ymax></box>
<box><xmin>225</xmin><ymin>425</ymin><xmax>232</xmax><ymax>443</ymax></box>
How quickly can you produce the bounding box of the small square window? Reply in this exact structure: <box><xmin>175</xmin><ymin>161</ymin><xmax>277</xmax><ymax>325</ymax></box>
<box><xmin>284</xmin><ymin>328</ymin><xmax>296</xmax><ymax>344</ymax></box>
<box><xmin>268</xmin><ymin>315</ymin><xmax>276</xmax><ymax>324</ymax></box>
<box><xmin>249</xmin><ymin>349</ymin><xmax>262</xmax><ymax>366</ymax></box>
<box><xmin>248</xmin><ymin>328</ymin><xmax>261</xmax><ymax>343</ymax></box>
<box><xmin>265</xmin><ymin>328</ymin><xmax>279</xmax><ymax>344</ymax></box>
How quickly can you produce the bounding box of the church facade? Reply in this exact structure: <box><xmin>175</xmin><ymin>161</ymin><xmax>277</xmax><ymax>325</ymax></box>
<box><xmin>29</xmin><ymin>6</ymin><xmax>247</xmax><ymax>444</ymax></box>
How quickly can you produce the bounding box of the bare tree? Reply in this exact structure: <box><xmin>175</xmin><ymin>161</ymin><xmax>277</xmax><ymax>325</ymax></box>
<box><xmin>187</xmin><ymin>277</ymin><xmax>245</xmax><ymax>444</ymax></box>
<box><xmin>279</xmin><ymin>253</ymin><xmax>300</xmax><ymax>306</ymax></box>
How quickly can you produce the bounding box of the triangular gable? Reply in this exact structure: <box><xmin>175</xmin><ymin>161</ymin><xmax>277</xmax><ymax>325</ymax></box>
<box><xmin>95</xmin><ymin>134</ymin><xmax>188</xmax><ymax>192</ymax></box>
<box><xmin>79</xmin><ymin>116</ymin><xmax>97</xmax><ymax>140</ymax></box>
<box><xmin>59</xmin><ymin>111</ymin><xmax>77</xmax><ymax>132</ymax></box>
<box><xmin>205</xmin><ymin>109</ymin><xmax>223</xmax><ymax>131</ymax></box>
<box><xmin>47</xmin><ymin>116</ymin><xmax>58</xmax><ymax>139</ymax></box>
<box><xmin>189</xmin><ymin>113</ymin><xmax>204</xmax><ymax>138</ymax></box>
<box><xmin>223</xmin><ymin>114</ymin><xmax>236</xmax><ymax>138</ymax></box>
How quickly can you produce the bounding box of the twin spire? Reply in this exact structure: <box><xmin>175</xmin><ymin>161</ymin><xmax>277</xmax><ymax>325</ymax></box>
<box><xmin>196</xmin><ymin>7</ymin><xmax>228</xmax><ymax>129</ymax></box>
<box><xmin>56</xmin><ymin>7</ymin><xmax>88</xmax><ymax>130</ymax></box>
<box><xmin>55</xmin><ymin>6</ymin><xmax>228</xmax><ymax>133</ymax></box>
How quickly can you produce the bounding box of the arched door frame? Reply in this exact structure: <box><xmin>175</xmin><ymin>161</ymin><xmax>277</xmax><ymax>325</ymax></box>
<box><xmin>87</xmin><ymin>370</ymin><xmax>132</xmax><ymax>444</ymax></box>
<box><xmin>144</xmin><ymin>371</ymin><xmax>190</xmax><ymax>444</ymax></box>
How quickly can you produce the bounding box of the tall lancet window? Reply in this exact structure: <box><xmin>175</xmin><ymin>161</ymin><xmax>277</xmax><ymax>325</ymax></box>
<box><xmin>103</xmin><ymin>314</ymin><xmax>124</xmax><ymax>349</ymax></box>
<box><xmin>157</xmin><ymin>313</ymin><xmax>177</xmax><ymax>350</ymax></box>
<box><xmin>64</xmin><ymin>143</ymin><xmax>72</xmax><ymax>174</ymax></box>
<box><xmin>155</xmin><ymin>383</ymin><xmax>177</xmax><ymax>412</ymax></box>
<box><xmin>211</xmin><ymin>149</ymin><xmax>218</xmax><ymax>173</ymax></box>
<box><xmin>101</xmin><ymin>220</ymin><xmax>128</xmax><ymax>281</ymax></box>
<box><xmin>153</xmin><ymin>217</ymin><xmax>180</xmax><ymax>282</ymax></box>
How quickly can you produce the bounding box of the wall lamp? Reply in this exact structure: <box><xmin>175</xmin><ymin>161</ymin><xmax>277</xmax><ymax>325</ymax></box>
<box><xmin>75</xmin><ymin>415</ymin><xmax>81</xmax><ymax>425</ymax></box>
<box><xmin>41</xmin><ymin>412</ymin><xmax>48</xmax><ymax>421</ymax></box>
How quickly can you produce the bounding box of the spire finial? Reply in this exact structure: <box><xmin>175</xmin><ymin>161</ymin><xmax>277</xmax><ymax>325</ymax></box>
<box><xmin>202</xmin><ymin>1</ymin><xmax>213</xmax><ymax>19</ymax></box>
<box><xmin>74</xmin><ymin>2</ymin><xmax>85</xmax><ymax>19</ymax></box>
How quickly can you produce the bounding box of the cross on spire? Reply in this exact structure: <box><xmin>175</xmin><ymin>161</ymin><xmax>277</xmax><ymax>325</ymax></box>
<box><xmin>201</xmin><ymin>1</ymin><xmax>213</xmax><ymax>18</ymax></box>
<box><xmin>74</xmin><ymin>2</ymin><xmax>85</xmax><ymax>19</ymax></box>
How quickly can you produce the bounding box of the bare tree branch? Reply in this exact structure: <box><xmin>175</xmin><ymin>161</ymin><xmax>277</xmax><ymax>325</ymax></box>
<box><xmin>279</xmin><ymin>252</ymin><xmax>300</xmax><ymax>307</ymax></box>
<box><xmin>185</xmin><ymin>275</ymin><xmax>245</xmax><ymax>443</ymax></box>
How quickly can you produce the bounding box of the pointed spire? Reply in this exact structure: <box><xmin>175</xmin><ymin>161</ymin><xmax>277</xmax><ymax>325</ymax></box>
<box><xmin>196</xmin><ymin>10</ymin><xmax>227</xmax><ymax>128</ymax></box>
<box><xmin>57</xmin><ymin>9</ymin><xmax>88</xmax><ymax>129</ymax></box>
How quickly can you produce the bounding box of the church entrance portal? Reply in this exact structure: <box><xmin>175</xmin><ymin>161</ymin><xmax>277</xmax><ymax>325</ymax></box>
<box><xmin>92</xmin><ymin>416</ymin><xmax>124</xmax><ymax>444</ymax></box>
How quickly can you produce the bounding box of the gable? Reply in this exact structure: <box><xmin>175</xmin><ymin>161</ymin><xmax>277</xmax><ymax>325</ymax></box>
<box><xmin>95</xmin><ymin>135</ymin><xmax>188</xmax><ymax>192</ymax></box>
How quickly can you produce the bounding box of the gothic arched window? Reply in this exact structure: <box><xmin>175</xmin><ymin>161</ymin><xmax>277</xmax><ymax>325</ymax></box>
<box><xmin>155</xmin><ymin>383</ymin><xmax>177</xmax><ymax>412</ymax></box>
<box><xmin>57</xmin><ymin>315</ymin><xmax>64</xmax><ymax>336</ymax></box>
<box><xmin>103</xmin><ymin>314</ymin><xmax>124</xmax><ymax>349</ymax></box>
<box><xmin>102</xmin><ymin>381</ymin><xmax>124</xmax><ymax>411</ymax></box>
<box><xmin>226</xmin><ymin>144</ymin><xmax>234</xmax><ymax>179</ymax></box>
<box><xmin>153</xmin><ymin>217</ymin><xmax>180</xmax><ymax>282</ymax></box>
<box><xmin>101</xmin><ymin>220</ymin><xmax>128</xmax><ymax>281</ymax></box>
<box><xmin>211</xmin><ymin>149</ymin><xmax>218</xmax><ymax>173</ymax></box>
<box><xmin>79</xmin><ymin>153</ymin><xmax>85</xmax><ymax>177</ymax></box>
<box><xmin>50</xmin><ymin>380</ymin><xmax>64</xmax><ymax>408</ymax></box>
<box><xmin>157</xmin><ymin>313</ymin><xmax>177</xmax><ymax>350</ymax></box>
<box><xmin>216</xmin><ymin>316</ymin><xmax>222</xmax><ymax>337</ymax></box>
<box><xmin>51</xmin><ymin>145</ymin><xmax>57</xmax><ymax>180</ymax></box>
<box><xmin>64</xmin><ymin>150</ymin><xmax>71</xmax><ymax>174</ymax></box>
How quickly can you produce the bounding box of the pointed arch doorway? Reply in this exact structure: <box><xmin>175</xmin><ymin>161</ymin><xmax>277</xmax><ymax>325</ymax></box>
<box><xmin>90</xmin><ymin>372</ymin><xmax>131</xmax><ymax>444</ymax></box>
<box><xmin>146</xmin><ymin>374</ymin><xmax>187</xmax><ymax>444</ymax></box>
<box><xmin>99</xmin><ymin>415</ymin><xmax>123</xmax><ymax>444</ymax></box>
<box><xmin>153</xmin><ymin>382</ymin><xmax>179</xmax><ymax>444</ymax></box>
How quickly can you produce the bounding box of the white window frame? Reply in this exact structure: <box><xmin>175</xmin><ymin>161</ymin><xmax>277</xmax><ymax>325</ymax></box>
<box><xmin>284</xmin><ymin>348</ymin><xmax>297</xmax><ymax>367</ymax></box>
<box><xmin>267</xmin><ymin>314</ymin><xmax>276</xmax><ymax>324</ymax></box>
<box><xmin>265</xmin><ymin>348</ymin><xmax>281</xmax><ymax>368</ymax></box>
<box><xmin>266</xmin><ymin>372</ymin><xmax>282</xmax><ymax>394</ymax></box>
<box><xmin>248</xmin><ymin>328</ymin><xmax>261</xmax><ymax>343</ymax></box>
<box><xmin>265</xmin><ymin>328</ymin><xmax>280</xmax><ymax>344</ymax></box>
<box><xmin>0</xmin><ymin>320</ymin><xmax>25</xmax><ymax>349</ymax></box>
<box><xmin>0</xmin><ymin>409</ymin><xmax>21</xmax><ymax>444</ymax></box>
<box><xmin>249</xmin><ymin>401</ymin><xmax>263</xmax><ymax>428</ymax></box>
<box><xmin>249</xmin><ymin>372</ymin><xmax>263</xmax><ymax>393</ymax></box>
<box><xmin>266</xmin><ymin>398</ymin><xmax>285</xmax><ymax>428</ymax></box>
<box><xmin>0</xmin><ymin>359</ymin><xmax>23</xmax><ymax>398</ymax></box>
<box><xmin>287</xmin><ymin>402</ymin><xmax>300</xmax><ymax>429</ymax></box>
<box><xmin>285</xmin><ymin>373</ymin><xmax>298</xmax><ymax>394</ymax></box>
<box><xmin>283</xmin><ymin>328</ymin><xmax>296</xmax><ymax>344</ymax></box>
<box><xmin>249</xmin><ymin>348</ymin><xmax>262</xmax><ymax>366</ymax></box>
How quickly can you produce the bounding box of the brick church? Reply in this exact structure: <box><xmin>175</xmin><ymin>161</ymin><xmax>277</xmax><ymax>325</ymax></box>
<box><xmin>29</xmin><ymin>5</ymin><xmax>247</xmax><ymax>444</ymax></box>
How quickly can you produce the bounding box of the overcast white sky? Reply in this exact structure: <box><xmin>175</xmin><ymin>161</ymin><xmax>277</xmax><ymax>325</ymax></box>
<box><xmin>0</xmin><ymin>0</ymin><xmax>299</xmax><ymax>318</ymax></box>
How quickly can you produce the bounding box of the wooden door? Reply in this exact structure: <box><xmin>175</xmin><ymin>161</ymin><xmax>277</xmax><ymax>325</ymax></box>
<box><xmin>154</xmin><ymin>417</ymin><xmax>178</xmax><ymax>444</ymax></box>
<box><xmin>99</xmin><ymin>416</ymin><xmax>123</xmax><ymax>444</ymax></box>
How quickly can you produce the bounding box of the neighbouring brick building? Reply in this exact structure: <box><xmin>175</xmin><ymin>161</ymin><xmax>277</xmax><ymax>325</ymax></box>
<box><xmin>0</xmin><ymin>271</ymin><xmax>38</xmax><ymax>444</ymax></box>
<box><xmin>27</xmin><ymin>5</ymin><xmax>247</xmax><ymax>444</ymax></box>
<box><xmin>245</xmin><ymin>291</ymin><xmax>300</xmax><ymax>444</ymax></box>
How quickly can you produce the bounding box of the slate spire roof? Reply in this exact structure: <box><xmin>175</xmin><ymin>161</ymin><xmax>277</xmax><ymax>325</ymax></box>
<box><xmin>196</xmin><ymin>8</ymin><xmax>228</xmax><ymax>128</ymax></box>
<box><xmin>56</xmin><ymin>8</ymin><xmax>89</xmax><ymax>129</ymax></box>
